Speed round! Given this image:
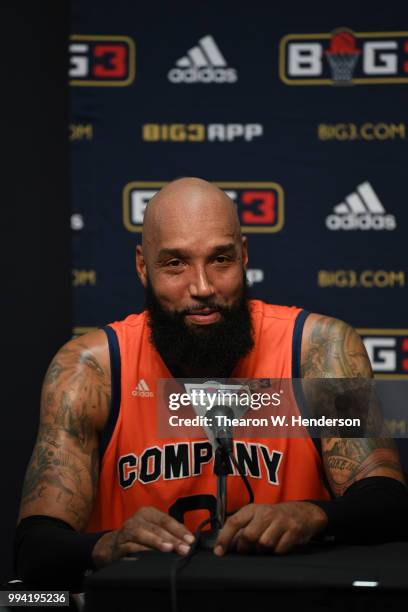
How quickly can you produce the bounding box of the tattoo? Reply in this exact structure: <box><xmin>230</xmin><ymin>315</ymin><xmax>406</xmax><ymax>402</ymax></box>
<box><xmin>44</xmin><ymin>361</ymin><xmax>63</xmax><ymax>385</ymax></box>
<box><xmin>322</xmin><ymin>438</ymin><xmax>402</xmax><ymax>496</ymax></box>
<box><xmin>79</xmin><ymin>351</ymin><xmax>105</xmax><ymax>377</ymax></box>
<box><xmin>21</xmin><ymin>436</ymin><xmax>90</xmax><ymax>522</ymax></box>
<box><xmin>20</xmin><ymin>341</ymin><xmax>108</xmax><ymax>529</ymax></box>
<box><xmin>54</xmin><ymin>392</ymin><xmax>93</xmax><ymax>451</ymax></box>
<box><xmin>301</xmin><ymin>316</ymin><xmax>403</xmax><ymax>496</ymax></box>
<box><xmin>301</xmin><ymin>317</ymin><xmax>372</xmax><ymax>379</ymax></box>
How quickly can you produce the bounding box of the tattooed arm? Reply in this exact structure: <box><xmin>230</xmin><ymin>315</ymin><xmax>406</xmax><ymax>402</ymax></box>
<box><xmin>17</xmin><ymin>331</ymin><xmax>196</xmax><ymax>571</ymax></box>
<box><xmin>214</xmin><ymin>314</ymin><xmax>407</xmax><ymax>556</ymax></box>
<box><xmin>18</xmin><ymin>330</ymin><xmax>111</xmax><ymax>530</ymax></box>
<box><xmin>301</xmin><ymin>314</ymin><xmax>405</xmax><ymax>496</ymax></box>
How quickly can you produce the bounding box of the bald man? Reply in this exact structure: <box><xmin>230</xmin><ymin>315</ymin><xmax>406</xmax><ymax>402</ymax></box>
<box><xmin>15</xmin><ymin>178</ymin><xmax>408</xmax><ymax>588</ymax></box>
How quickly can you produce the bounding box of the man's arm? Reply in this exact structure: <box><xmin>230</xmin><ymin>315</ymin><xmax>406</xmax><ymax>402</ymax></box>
<box><xmin>301</xmin><ymin>314</ymin><xmax>405</xmax><ymax>494</ymax></box>
<box><xmin>214</xmin><ymin>313</ymin><xmax>408</xmax><ymax>556</ymax></box>
<box><xmin>18</xmin><ymin>330</ymin><xmax>110</xmax><ymax>529</ymax></box>
<box><xmin>16</xmin><ymin>330</ymin><xmax>195</xmax><ymax>582</ymax></box>
<box><xmin>14</xmin><ymin>331</ymin><xmax>111</xmax><ymax>587</ymax></box>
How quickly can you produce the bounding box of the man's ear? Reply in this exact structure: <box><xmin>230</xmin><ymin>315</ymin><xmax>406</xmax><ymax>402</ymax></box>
<box><xmin>241</xmin><ymin>236</ymin><xmax>248</xmax><ymax>269</ymax></box>
<box><xmin>136</xmin><ymin>245</ymin><xmax>147</xmax><ymax>287</ymax></box>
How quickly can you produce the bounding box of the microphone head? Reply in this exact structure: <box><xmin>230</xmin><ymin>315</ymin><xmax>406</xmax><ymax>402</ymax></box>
<box><xmin>207</xmin><ymin>405</ymin><xmax>234</xmax><ymax>451</ymax></box>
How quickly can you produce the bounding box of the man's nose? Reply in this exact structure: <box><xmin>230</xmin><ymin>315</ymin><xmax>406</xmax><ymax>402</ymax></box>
<box><xmin>188</xmin><ymin>267</ymin><xmax>215</xmax><ymax>299</ymax></box>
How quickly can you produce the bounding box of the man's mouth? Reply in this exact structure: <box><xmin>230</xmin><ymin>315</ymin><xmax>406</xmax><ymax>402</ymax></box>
<box><xmin>184</xmin><ymin>308</ymin><xmax>221</xmax><ymax>325</ymax></box>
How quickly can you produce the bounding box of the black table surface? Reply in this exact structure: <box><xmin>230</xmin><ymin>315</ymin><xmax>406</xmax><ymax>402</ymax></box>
<box><xmin>85</xmin><ymin>541</ymin><xmax>408</xmax><ymax>593</ymax></box>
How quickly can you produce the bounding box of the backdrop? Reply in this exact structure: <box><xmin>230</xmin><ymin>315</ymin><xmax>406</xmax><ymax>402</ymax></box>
<box><xmin>70</xmin><ymin>0</ymin><xmax>407</xmax><ymax>397</ymax></box>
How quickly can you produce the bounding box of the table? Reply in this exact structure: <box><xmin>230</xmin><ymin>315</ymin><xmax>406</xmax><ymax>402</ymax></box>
<box><xmin>84</xmin><ymin>541</ymin><xmax>408</xmax><ymax>611</ymax></box>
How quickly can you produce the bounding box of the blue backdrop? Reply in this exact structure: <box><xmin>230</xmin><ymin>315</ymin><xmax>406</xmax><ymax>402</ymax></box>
<box><xmin>70</xmin><ymin>0</ymin><xmax>407</xmax><ymax>390</ymax></box>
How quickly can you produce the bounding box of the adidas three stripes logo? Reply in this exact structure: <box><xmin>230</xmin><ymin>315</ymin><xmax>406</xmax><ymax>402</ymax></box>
<box><xmin>326</xmin><ymin>181</ymin><xmax>396</xmax><ymax>231</ymax></box>
<box><xmin>168</xmin><ymin>35</ymin><xmax>237</xmax><ymax>84</ymax></box>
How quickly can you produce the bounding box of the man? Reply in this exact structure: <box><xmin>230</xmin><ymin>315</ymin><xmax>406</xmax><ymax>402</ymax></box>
<box><xmin>15</xmin><ymin>178</ymin><xmax>408</xmax><ymax>586</ymax></box>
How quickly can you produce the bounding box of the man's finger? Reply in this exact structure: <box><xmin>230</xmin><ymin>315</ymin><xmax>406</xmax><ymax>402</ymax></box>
<box><xmin>273</xmin><ymin>529</ymin><xmax>306</xmax><ymax>555</ymax></box>
<box><xmin>214</xmin><ymin>506</ymin><xmax>254</xmax><ymax>555</ymax></box>
<box><xmin>237</xmin><ymin>507</ymin><xmax>275</xmax><ymax>546</ymax></box>
<box><xmin>230</xmin><ymin>528</ymin><xmax>244</xmax><ymax>550</ymax></box>
<box><xmin>257</xmin><ymin>521</ymin><xmax>287</xmax><ymax>551</ymax></box>
<box><xmin>143</xmin><ymin>520</ymin><xmax>192</xmax><ymax>547</ymax></box>
<box><xmin>118</xmin><ymin>520</ymin><xmax>180</xmax><ymax>553</ymax></box>
<box><xmin>135</xmin><ymin>508</ymin><xmax>195</xmax><ymax>544</ymax></box>
<box><xmin>149</xmin><ymin>508</ymin><xmax>195</xmax><ymax>544</ymax></box>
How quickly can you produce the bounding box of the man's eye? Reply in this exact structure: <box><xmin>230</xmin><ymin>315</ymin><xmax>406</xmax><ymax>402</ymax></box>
<box><xmin>215</xmin><ymin>256</ymin><xmax>229</xmax><ymax>263</ymax></box>
<box><xmin>167</xmin><ymin>260</ymin><xmax>182</xmax><ymax>267</ymax></box>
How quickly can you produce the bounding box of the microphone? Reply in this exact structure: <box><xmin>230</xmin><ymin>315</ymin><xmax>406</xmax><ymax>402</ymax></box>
<box><xmin>207</xmin><ymin>405</ymin><xmax>234</xmax><ymax>453</ymax></box>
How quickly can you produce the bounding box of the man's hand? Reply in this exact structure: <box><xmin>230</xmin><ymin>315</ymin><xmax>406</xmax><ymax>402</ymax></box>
<box><xmin>92</xmin><ymin>507</ymin><xmax>195</xmax><ymax>568</ymax></box>
<box><xmin>214</xmin><ymin>502</ymin><xmax>328</xmax><ymax>556</ymax></box>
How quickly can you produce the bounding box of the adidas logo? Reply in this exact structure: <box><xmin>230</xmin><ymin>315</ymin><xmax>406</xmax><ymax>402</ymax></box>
<box><xmin>325</xmin><ymin>181</ymin><xmax>396</xmax><ymax>231</ymax></box>
<box><xmin>168</xmin><ymin>35</ymin><xmax>237</xmax><ymax>84</ymax></box>
<box><xmin>131</xmin><ymin>379</ymin><xmax>154</xmax><ymax>398</ymax></box>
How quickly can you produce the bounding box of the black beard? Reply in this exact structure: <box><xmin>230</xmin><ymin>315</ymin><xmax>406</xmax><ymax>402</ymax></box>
<box><xmin>144</xmin><ymin>276</ymin><xmax>254</xmax><ymax>378</ymax></box>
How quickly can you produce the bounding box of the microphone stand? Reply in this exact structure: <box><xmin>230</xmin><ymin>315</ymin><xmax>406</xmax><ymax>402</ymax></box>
<box><xmin>199</xmin><ymin>439</ymin><xmax>231</xmax><ymax>550</ymax></box>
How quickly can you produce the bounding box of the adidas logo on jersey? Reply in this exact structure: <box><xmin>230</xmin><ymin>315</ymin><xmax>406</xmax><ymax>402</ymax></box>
<box><xmin>132</xmin><ymin>379</ymin><xmax>154</xmax><ymax>398</ymax></box>
<box><xmin>168</xmin><ymin>35</ymin><xmax>237</xmax><ymax>84</ymax></box>
<box><xmin>325</xmin><ymin>181</ymin><xmax>396</xmax><ymax>231</ymax></box>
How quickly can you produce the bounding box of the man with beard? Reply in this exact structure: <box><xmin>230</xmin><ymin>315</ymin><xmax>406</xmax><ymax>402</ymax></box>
<box><xmin>15</xmin><ymin>178</ymin><xmax>408</xmax><ymax>587</ymax></box>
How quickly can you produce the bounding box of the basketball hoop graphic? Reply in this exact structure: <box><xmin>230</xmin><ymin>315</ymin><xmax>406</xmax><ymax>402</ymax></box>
<box><xmin>325</xmin><ymin>30</ymin><xmax>362</xmax><ymax>84</ymax></box>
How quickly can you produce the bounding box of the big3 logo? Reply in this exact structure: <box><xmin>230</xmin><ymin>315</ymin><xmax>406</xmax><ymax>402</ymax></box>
<box><xmin>69</xmin><ymin>35</ymin><xmax>136</xmax><ymax>86</ymax></box>
<box><xmin>123</xmin><ymin>181</ymin><xmax>284</xmax><ymax>233</ymax></box>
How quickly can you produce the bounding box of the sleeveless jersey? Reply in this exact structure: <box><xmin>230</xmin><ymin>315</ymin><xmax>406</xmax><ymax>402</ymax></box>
<box><xmin>86</xmin><ymin>300</ymin><xmax>330</xmax><ymax>532</ymax></box>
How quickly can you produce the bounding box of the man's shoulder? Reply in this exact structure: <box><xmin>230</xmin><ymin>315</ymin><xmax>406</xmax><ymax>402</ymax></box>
<box><xmin>300</xmin><ymin>312</ymin><xmax>372</xmax><ymax>378</ymax></box>
<box><xmin>56</xmin><ymin>328</ymin><xmax>110</xmax><ymax>365</ymax></box>
<box><xmin>69</xmin><ymin>328</ymin><xmax>110</xmax><ymax>363</ymax></box>
<box><xmin>302</xmin><ymin>312</ymin><xmax>356</xmax><ymax>344</ymax></box>
<box><xmin>42</xmin><ymin>328</ymin><xmax>112</xmax><ymax>431</ymax></box>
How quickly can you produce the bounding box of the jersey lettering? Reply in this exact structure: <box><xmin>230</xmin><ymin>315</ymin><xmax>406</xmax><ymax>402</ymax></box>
<box><xmin>163</xmin><ymin>443</ymin><xmax>190</xmax><ymax>480</ymax></box>
<box><xmin>139</xmin><ymin>446</ymin><xmax>162</xmax><ymax>484</ymax></box>
<box><xmin>118</xmin><ymin>453</ymin><xmax>137</xmax><ymax>488</ymax></box>
<box><xmin>117</xmin><ymin>441</ymin><xmax>283</xmax><ymax>489</ymax></box>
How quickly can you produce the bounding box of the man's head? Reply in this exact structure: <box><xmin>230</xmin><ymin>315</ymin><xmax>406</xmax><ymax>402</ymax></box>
<box><xmin>136</xmin><ymin>177</ymin><xmax>254</xmax><ymax>376</ymax></box>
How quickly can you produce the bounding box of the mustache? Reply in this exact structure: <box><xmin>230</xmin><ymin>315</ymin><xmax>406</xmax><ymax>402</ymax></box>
<box><xmin>178</xmin><ymin>301</ymin><xmax>224</xmax><ymax>316</ymax></box>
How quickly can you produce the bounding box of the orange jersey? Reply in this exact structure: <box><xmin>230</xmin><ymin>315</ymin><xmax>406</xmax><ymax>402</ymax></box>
<box><xmin>87</xmin><ymin>300</ymin><xmax>330</xmax><ymax>533</ymax></box>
